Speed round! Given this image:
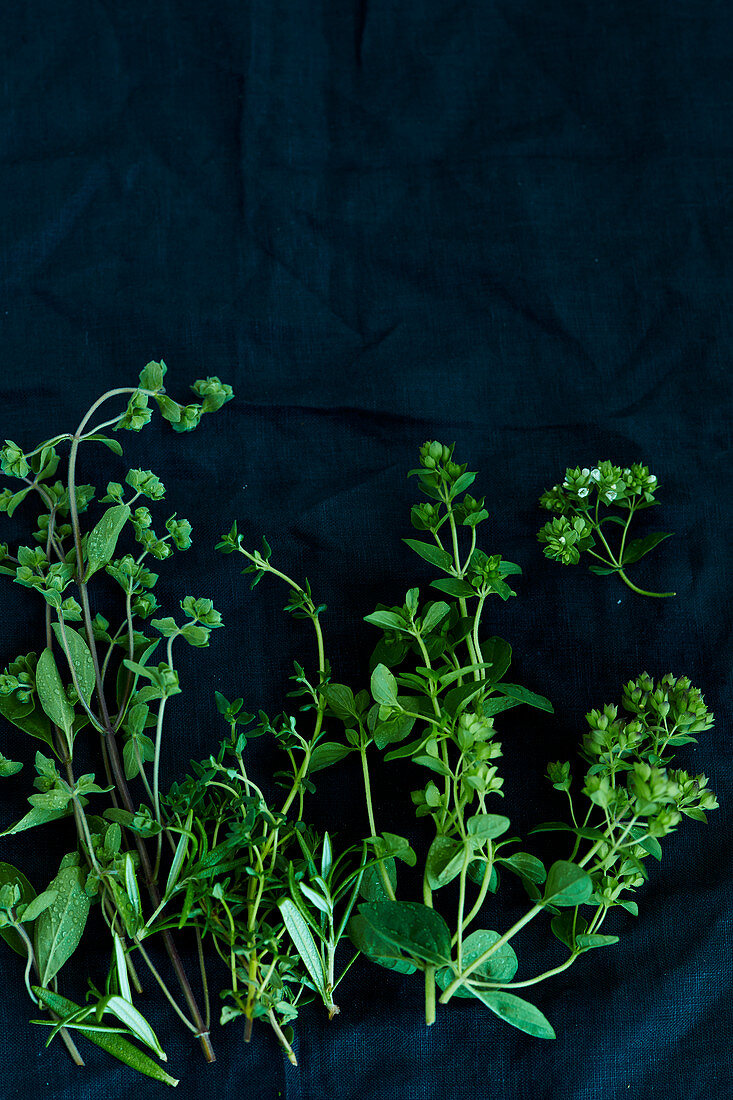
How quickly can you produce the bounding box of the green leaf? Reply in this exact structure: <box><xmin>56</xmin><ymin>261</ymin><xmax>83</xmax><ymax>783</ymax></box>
<box><xmin>85</xmin><ymin>434</ymin><xmax>124</xmax><ymax>457</ymax></box>
<box><xmin>0</xmin><ymin>693</ymin><xmax>54</xmax><ymax>749</ymax></box>
<box><xmin>34</xmin><ymin>864</ymin><xmax>90</xmax><ymax>985</ymax></box>
<box><xmin>98</xmin><ymin>994</ymin><xmax>167</xmax><ymax>1059</ymax></box>
<box><xmin>359</xmin><ymin>900</ymin><xmax>452</xmax><ymax>965</ymax></box>
<box><xmin>550</xmin><ymin>912</ymin><xmax>588</xmax><ymax>949</ymax></box>
<box><xmin>588</xmin><ymin>563</ymin><xmax>618</xmax><ymax>576</ymax></box>
<box><xmin>481</xmin><ymin>696</ymin><xmax>522</xmax><ymax>719</ymax></box>
<box><xmin>165</xmin><ymin>826</ymin><xmax>190</xmax><ymax>898</ymax></box>
<box><xmin>576</xmin><ymin>933</ymin><xmax>620</xmax><ymax>951</ymax></box>
<box><xmin>375</xmin><ymin>833</ymin><xmax>417</xmax><ymax>867</ymax></box>
<box><xmin>52</xmin><ymin>624</ymin><xmax>95</xmax><ymax>706</ymax></box>
<box><xmin>308</xmin><ymin>742</ymin><xmax>353</xmax><ymax>773</ymax></box>
<box><xmin>430</xmin><ymin>577</ymin><xmax>476</xmax><ymax>598</ymax></box>
<box><xmin>7</xmin><ymin>487</ymin><xmax>31</xmax><ymax>517</ymax></box>
<box><xmin>436</xmin><ymin>930</ymin><xmax>519</xmax><ymax>996</ymax></box>
<box><xmin>421</xmin><ymin>602</ymin><xmax>451</xmax><ymax>634</ymax></box>
<box><xmin>444</xmin><ymin>680</ymin><xmax>486</xmax><ymax>716</ymax></box>
<box><xmin>471</xmin><ymin>989</ymin><xmax>555</xmax><ymax>1039</ymax></box>
<box><xmin>480</xmin><ymin>637</ymin><xmax>512</xmax><ymax>683</ymax></box>
<box><xmin>323</xmin><ymin>683</ymin><xmax>356</xmax><ymax>720</ymax></box>
<box><xmin>33</xmin><ymin>988</ymin><xmax>178</xmax><ymax>1086</ymax></box>
<box><xmin>621</xmin><ymin>532</ymin><xmax>673</xmax><ymax>566</ymax></box>
<box><xmin>278</xmin><ymin>898</ymin><xmax>326</xmax><ymax>997</ymax></box>
<box><xmin>124</xmin><ymin>853</ymin><xmax>142</xmax><ymax>926</ymax></box>
<box><xmin>0</xmin><ymin>804</ymin><xmax>72</xmax><ymax>836</ymax></box>
<box><xmin>0</xmin><ymin>752</ymin><xmax>22</xmax><ymax>776</ymax></box>
<box><xmin>373</xmin><ymin>712</ymin><xmax>415</xmax><ymax>749</ymax></box>
<box><xmin>20</xmin><ymin>889</ymin><xmax>57</xmax><ymax>923</ymax></box>
<box><xmin>371</xmin><ymin>664</ymin><xmax>398</xmax><ymax>706</ymax></box>
<box><xmin>155</xmin><ymin>394</ymin><xmax>182</xmax><ymax>424</ymax></box>
<box><xmin>348</xmin><ymin>913</ymin><xmax>417</xmax><ymax>974</ymax></box>
<box><xmin>425</xmin><ymin>836</ymin><xmax>465</xmax><ymax>890</ymax></box>
<box><xmin>359</xmin><ymin>858</ymin><xmax>397</xmax><ymax>902</ymax></box>
<box><xmin>498</xmin><ymin>852</ymin><xmax>547</xmax><ymax>884</ymax></box>
<box><xmin>492</xmin><ymin>682</ymin><xmax>554</xmax><ymax>713</ymax></box>
<box><xmin>544</xmin><ymin>861</ymin><xmax>594</xmax><ymax>908</ymax></box>
<box><xmin>35</xmin><ymin>648</ymin><xmax>75</xmax><ymax>736</ymax></box>
<box><xmin>0</xmin><ymin>863</ymin><xmax>36</xmax><ymax>955</ymax></box>
<box><xmin>467</xmin><ymin>814</ymin><xmax>511</xmax><ymax>840</ymax></box>
<box><xmin>363</xmin><ymin>610</ymin><xmax>409</xmax><ymax>632</ymax></box>
<box><xmin>402</xmin><ymin>539</ymin><xmax>454</xmax><ymax>572</ymax></box>
<box><xmin>85</xmin><ymin>505</ymin><xmax>131</xmax><ymax>580</ymax></box>
<box><xmin>450</xmin><ymin>472</ymin><xmax>476</xmax><ymax>497</ymax></box>
<box><xmin>139</xmin><ymin>361</ymin><xmax>166</xmax><ymax>392</ymax></box>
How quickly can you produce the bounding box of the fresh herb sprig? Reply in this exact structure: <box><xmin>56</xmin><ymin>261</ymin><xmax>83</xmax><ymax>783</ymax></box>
<box><xmin>225</xmin><ymin>442</ymin><xmax>717</xmax><ymax>1043</ymax></box>
<box><xmin>0</xmin><ymin>362</ymin><xmax>232</xmax><ymax>1080</ymax></box>
<box><xmin>537</xmin><ymin>462</ymin><xmax>675</xmax><ymax>597</ymax></box>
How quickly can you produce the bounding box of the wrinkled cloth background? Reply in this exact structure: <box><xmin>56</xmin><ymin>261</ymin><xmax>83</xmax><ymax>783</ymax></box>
<box><xmin>1</xmin><ymin>3</ymin><xmax>731</xmax><ymax>1098</ymax></box>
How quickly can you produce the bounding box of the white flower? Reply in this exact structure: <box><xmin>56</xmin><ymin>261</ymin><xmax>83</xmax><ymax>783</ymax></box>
<box><xmin>590</xmin><ymin>468</ymin><xmax>601</xmax><ymax>481</ymax></box>
<box><xmin>578</xmin><ymin>487</ymin><xmax>589</xmax><ymax>497</ymax></box>
<box><xmin>606</xmin><ymin>490</ymin><xmax>617</xmax><ymax>501</ymax></box>
<box><xmin>581</xmin><ymin>467</ymin><xmax>590</xmax><ymax>477</ymax></box>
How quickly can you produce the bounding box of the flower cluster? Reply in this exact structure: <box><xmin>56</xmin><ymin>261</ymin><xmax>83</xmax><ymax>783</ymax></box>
<box><xmin>537</xmin><ymin>515</ymin><xmax>594</xmax><ymax>564</ymax></box>
<box><xmin>537</xmin><ymin>459</ymin><xmax>674</xmax><ymax>597</ymax></box>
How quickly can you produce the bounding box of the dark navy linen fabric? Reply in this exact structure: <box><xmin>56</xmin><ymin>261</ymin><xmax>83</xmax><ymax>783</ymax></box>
<box><xmin>0</xmin><ymin>3</ymin><xmax>731</xmax><ymax>1098</ymax></box>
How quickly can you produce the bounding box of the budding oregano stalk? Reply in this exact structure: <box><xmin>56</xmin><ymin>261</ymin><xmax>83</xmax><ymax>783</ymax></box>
<box><xmin>537</xmin><ymin>462</ymin><xmax>676</xmax><ymax>597</ymax></box>
<box><xmin>0</xmin><ymin>362</ymin><xmax>233</xmax><ymax>1082</ymax></box>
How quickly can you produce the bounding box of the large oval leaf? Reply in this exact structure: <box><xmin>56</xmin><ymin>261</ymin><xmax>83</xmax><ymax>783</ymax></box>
<box><xmin>359</xmin><ymin>900</ymin><xmax>451</xmax><ymax>965</ymax></box>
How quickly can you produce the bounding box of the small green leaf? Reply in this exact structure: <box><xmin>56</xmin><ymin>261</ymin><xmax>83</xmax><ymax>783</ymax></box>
<box><xmin>34</xmin><ymin>864</ymin><xmax>90</xmax><ymax>985</ymax></box>
<box><xmin>52</xmin><ymin>624</ymin><xmax>95</xmax><ymax>706</ymax></box>
<box><xmin>364</xmin><ymin>610</ymin><xmax>409</xmax><ymax>632</ymax></box>
<box><xmin>20</xmin><ymin>889</ymin><xmax>57</xmax><ymax>923</ymax></box>
<box><xmin>498</xmin><ymin>852</ymin><xmax>546</xmax><ymax>884</ymax></box>
<box><xmin>165</xmin><ymin>825</ymin><xmax>191</xmax><ymax>898</ymax></box>
<box><xmin>371</xmin><ymin>664</ymin><xmax>398</xmax><ymax>706</ymax></box>
<box><xmin>0</xmin><ymin>752</ymin><xmax>22</xmax><ymax>777</ymax></box>
<box><xmin>124</xmin><ymin>854</ymin><xmax>142</xmax><ymax>925</ymax></box>
<box><xmin>493</xmin><ymin>682</ymin><xmax>554</xmax><ymax>713</ymax></box>
<box><xmin>480</xmin><ymin>637</ymin><xmax>512</xmax><ymax>682</ymax></box>
<box><xmin>430</xmin><ymin>577</ymin><xmax>476</xmax><ymax>598</ymax></box>
<box><xmin>576</xmin><ymin>933</ymin><xmax>620</xmax><ymax>951</ymax></box>
<box><xmin>436</xmin><ymin>930</ymin><xmax>518</xmax><ymax>995</ymax></box>
<box><xmin>421</xmin><ymin>602</ymin><xmax>451</xmax><ymax>634</ymax></box>
<box><xmin>425</xmin><ymin>836</ymin><xmax>465</xmax><ymax>890</ymax></box>
<box><xmin>544</xmin><ymin>861</ymin><xmax>594</xmax><ymax>908</ymax></box>
<box><xmin>85</xmin><ymin>434</ymin><xmax>124</xmax><ymax>456</ymax></box>
<box><xmin>308</xmin><ymin>742</ymin><xmax>353</xmax><ymax>773</ymax></box>
<box><xmin>467</xmin><ymin>814</ymin><xmax>510</xmax><ymax>840</ymax></box>
<box><xmin>278</xmin><ymin>898</ymin><xmax>326</xmax><ymax>997</ymax></box>
<box><xmin>323</xmin><ymin>684</ymin><xmax>356</xmax><ymax>720</ymax></box>
<box><xmin>375</xmin><ymin>832</ymin><xmax>417</xmax><ymax>868</ymax></box>
<box><xmin>99</xmin><ymin>995</ymin><xmax>167</xmax><ymax>1059</ymax></box>
<box><xmin>0</xmin><ymin>863</ymin><xmax>36</xmax><ymax>955</ymax></box>
<box><xmin>621</xmin><ymin>532</ymin><xmax>673</xmax><ymax>566</ymax></box>
<box><xmin>35</xmin><ymin>648</ymin><xmax>75</xmax><ymax>736</ymax></box>
<box><xmin>0</xmin><ymin>804</ymin><xmax>72</xmax><ymax>837</ymax></box>
<box><xmin>402</xmin><ymin>539</ymin><xmax>455</xmax><ymax>572</ymax></box>
<box><xmin>471</xmin><ymin>989</ymin><xmax>555</xmax><ymax>1039</ymax></box>
<box><xmin>85</xmin><ymin>505</ymin><xmax>131</xmax><ymax>580</ymax></box>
